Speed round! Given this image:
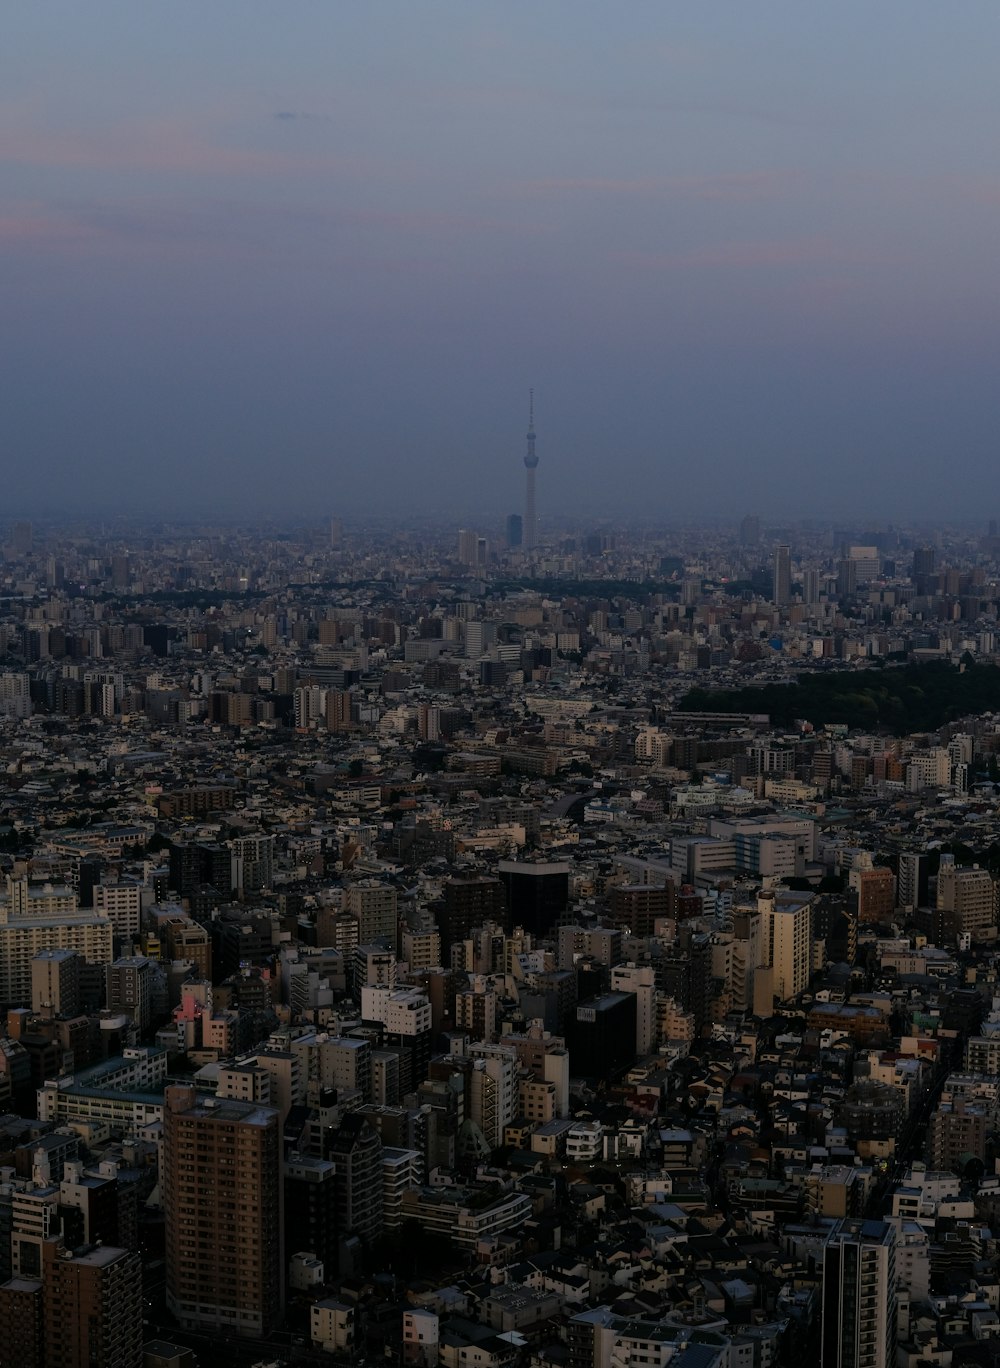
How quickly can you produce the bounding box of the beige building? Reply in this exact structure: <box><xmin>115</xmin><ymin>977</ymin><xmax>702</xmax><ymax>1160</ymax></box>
<box><xmin>0</xmin><ymin>912</ymin><xmax>113</xmax><ymax>1008</ymax></box>
<box><xmin>937</xmin><ymin>856</ymin><xmax>996</xmax><ymax>941</ymax></box>
<box><xmin>760</xmin><ymin>890</ymin><xmax>812</xmax><ymax>1002</ymax></box>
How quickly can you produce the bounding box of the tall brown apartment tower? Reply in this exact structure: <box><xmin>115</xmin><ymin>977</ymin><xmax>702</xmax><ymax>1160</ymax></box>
<box><xmin>856</xmin><ymin>867</ymin><xmax>895</xmax><ymax>925</ymax></box>
<box><xmin>42</xmin><ymin>1239</ymin><xmax>142</xmax><ymax>1368</ymax></box>
<box><xmin>163</xmin><ymin>1085</ymin><xmax>283</xmax><ymax>1338</ymax></box>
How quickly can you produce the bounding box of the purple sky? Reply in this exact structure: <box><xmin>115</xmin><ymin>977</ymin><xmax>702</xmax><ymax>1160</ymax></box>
<box><xmin>3</xmin><ymin>2</ymin><xmax>1000</xmax><ymax>523</ymax></box>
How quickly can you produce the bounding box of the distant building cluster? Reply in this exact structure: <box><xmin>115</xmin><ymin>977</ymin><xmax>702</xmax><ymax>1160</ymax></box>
<box><xmin>0</xmin><ymin>513</ymin><xmax>999</xmax><ymax>1364</ymax></box>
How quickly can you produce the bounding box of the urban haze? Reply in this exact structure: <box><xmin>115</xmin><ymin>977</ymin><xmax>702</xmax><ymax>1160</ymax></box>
<box><xmin>4</xmin><ymin>3</ymin><xmax>1000</xmax><ymax>518</ymax></box>
<box><xmin>4</xmin><ymin>8</ymin><xmax>1000</xmax><ymax>1368</ymax></box>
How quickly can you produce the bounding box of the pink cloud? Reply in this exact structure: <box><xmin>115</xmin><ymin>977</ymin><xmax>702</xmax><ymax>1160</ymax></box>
<box><xmin>0</xmin><ymin>118</ymin><xmax>364</xmax><ymax>179</ymax></box>
<box><xmin>516</xmin><ymin>170</ymin><xmax>799</xmax><ymax>201</ymax></box>
<box><xmin>614</xmin><ymin>236</ymin><xmax>901</xmax><ymax>270</ymax></box>
<box><xmin>0</xmin><ymin>204</ymin><xmax>97</xmax><ymax>247</ymax></box>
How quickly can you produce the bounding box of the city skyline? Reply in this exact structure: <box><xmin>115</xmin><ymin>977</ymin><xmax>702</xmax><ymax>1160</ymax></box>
<box><xmin>3</xmin><ymin>4</ymin><xmax>1000</xmax><ymax>519</ymax></box>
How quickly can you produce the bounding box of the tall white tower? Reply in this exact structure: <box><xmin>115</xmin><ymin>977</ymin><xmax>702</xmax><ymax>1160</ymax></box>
<box><xmin>523</xmin><ymin>390</ymin><xmax>538</xmax><ymax>552</ymax></box>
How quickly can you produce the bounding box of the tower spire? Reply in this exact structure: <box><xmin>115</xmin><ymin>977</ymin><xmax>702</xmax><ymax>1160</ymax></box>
<box><xmin>523</xmin><ymin>388</ymin><xmax>538</xmax><ymax>552</ymax></box>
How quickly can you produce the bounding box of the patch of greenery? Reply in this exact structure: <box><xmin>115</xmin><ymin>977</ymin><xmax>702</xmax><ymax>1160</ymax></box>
<box><xmin>680</xmin><ymin>660</ymin><xmax>1000</xmax><ymax>736</ymax></box>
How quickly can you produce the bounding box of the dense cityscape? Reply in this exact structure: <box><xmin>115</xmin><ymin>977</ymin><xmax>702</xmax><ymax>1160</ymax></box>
<box><xmin>1</xmin><ymin>500</ymin><xmax>1000</xmax><ymax>1366</ymax></box>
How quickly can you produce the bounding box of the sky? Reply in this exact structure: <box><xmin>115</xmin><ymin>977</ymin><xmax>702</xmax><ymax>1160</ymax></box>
<box><xmin>3</xmin><ymin>2</ymin><xmax>1000</xmax><ymax>523</ymax></box>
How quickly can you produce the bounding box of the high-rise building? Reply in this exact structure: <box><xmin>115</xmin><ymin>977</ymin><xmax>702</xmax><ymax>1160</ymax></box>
<box><xmin>163</xmin><ymin>1085</ymin><xmax>283</xmax><ymax>1338</ymax></box>
<box><xmin>230</xmin><ymin>834</ymin><xmax>274</xmax><ymax>895</ymax></box>
<box><xmin>467</xmin><ymin>1043</ymin><xmax>518</xmax><ymax>1149</ymax></box>
<box><xmin>926</xmin><ymin>1100</ymin><xmax>987</xmax><ymax>1174</ymax></box>
<box><xmin>773</xmin><ymin>543</ymin><xmax>791</xmax><ymax>606</ymax></box>
<box><xmin>505</xmin><ymin>513</ymin><xmax>522</xmax><ymax>547</ymax></box>
<box><xmin>12</xmin><ymin>521</ymin><xmax>32</xmax><ymax>557</ymax></box>
<box><xmin>440</xmin><ymin>876</ymin><xmax>505</xmax><ymax>954</ymax></box>
<box><xmin>326</xmin><ymin>689</ymin><xmax>353</xmax><ymax>732</ymax></box>
<box><xmin>610</xmin><ymin>962</ymin><xmax>658</xmax><ymax>1056</ymax></box>
<box><xmin>855</xmin><ymin>867</ymin><xmax>895</xmax><ymax>925</ymax></box>
<box><xmin>105</xmin><ymin>956</ymin><xmax>157</xmax><ymax>1032</ymax></box>
<box><xmin>896</xmin><ymin>852</ymin><xmax>928</xmax><ymax>909</ymax></box>
<box><xmin>323</xmin><ymin>1113</ymin><xmax>383</xmax><ymax>1258</ymax></box>
<box><xmin>936</xmin><ymin>855</ymin><xmax>996</xmax><ymax>941</ymax></box>
<box><xmin>344</xmin><ymin>881</ymin><xmax>397</xmax><ymax>943</ymax></box>
<box><xmin>41</xmin><ymin>1239</ymin><xmax>143</xmax><ymax>1368</ymax></box>
<box><xmin>30</xmin><ymin>949</ymin><xmax>81</xmax><ymax>1019</ymax></box>
<box><xmin>523</xmin><ymin>390</ymin><xmax>538</xmax><ymax>552</ymax></box>
<box><xmin>284</xmin><ymin>1151</ymin><xmax>338</xmax><ymax>1282</ymax></box>
<box><xmin>457</xmin><ymin>529</ymin><xmax>480</xmax><ymax>568</ymax></box>
<box><xmin>608</xmin><ymin>883</ymin><xmax>674</xmax><ymax>937</ymax></box>
<box><xmin>821</xmin><ymin>1219</ymin><xmax>896</xmax><ymax>1368</ymax></box>
<box><xmin>912</xmin><ymin>544</ymin><xmax>937</xmax><ymax>584</ymax></box>
<box><xmin>0</xmin><ymin>1274</ymin><xmax>43</xmax><ymax>1368</ymax></box>
<box><xmin>760</xmin><ymin>890</ymin><xmax>812</xmax><ymax>1002</ymax></box>
<box><xmin>569</xmin><ymin>991</ymin><xmax>637</xmax><ymax>1080</ymax></box>
<box><xmin>498</xmin><ymin>860</ymin><xmax>570</xmax><ymax>936</ymax></box>
<box><xmin>739</xmin><ymin>514</ymin><xmax>760</xmax><ymax>546</ymax></box>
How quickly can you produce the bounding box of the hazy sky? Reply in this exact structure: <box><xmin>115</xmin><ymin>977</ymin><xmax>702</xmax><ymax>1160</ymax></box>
<box><xmin>4</xmin><ymin>3</ymin><xmax>1000</xmax><ymax>522</ymax></box>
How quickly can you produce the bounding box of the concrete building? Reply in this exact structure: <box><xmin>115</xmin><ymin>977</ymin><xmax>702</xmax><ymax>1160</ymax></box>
<box><xmin>30</xmin><ymin>949</ymin><xmax>81</xmax><ymax>1019</ymax></box>
<box><xmin>760</xmin><ymin>890</ymin><xmax>812</xmax><ymax>1002</ymax></box>
<box><xmin>821</xmin><ymin>1219</ymin><xmax>896</xmax><ymax>1368</ymax></box>
<box><xmin>611</xmin><ymin>962</ymin><xmax>658</xmax><ymax>1056</ymax></box>
<box><xmin>937</xmin><ymin>855</ymin><xmax>996</xmax><ymax>941</ymax></box>
<box><xmin>345</xmin><ymin>881</ymin><xmax>398</xmax><ymax>942</ymax></box>
<box><xmin>163</xmin><ymin>1085</ymin><xmax>283</xmax><ymax>1338</ymax></box>
<box><xmin>0</xmin><ymin>912</ymin><xmax>113</xmax><ymax>1009</ymax></box>
<box><xmin>41</xmin><ymin>1239</ymin><xmax>142</xmax><ymax>1368</ymax></box>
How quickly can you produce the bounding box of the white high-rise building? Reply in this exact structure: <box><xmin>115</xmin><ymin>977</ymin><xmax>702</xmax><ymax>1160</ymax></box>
<box><xmin>821</xmin><ymin>1219</ymin><xmax>896</xmax><ymax>1368</ymax></box>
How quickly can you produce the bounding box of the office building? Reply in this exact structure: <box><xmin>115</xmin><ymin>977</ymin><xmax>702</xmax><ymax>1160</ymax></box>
<box><xmin>441</xmin><ymin>876</ymin><xmax>506</xmax><ymax>954</ymax></box>
<box><xmin>498</xmin><ymin>861</ymin><xmax>570</xmax><ymax>936</ymax></box>
<box><xmin>163</xmin><ymin>1085</ymin><xmax>283</xmax><ymax>1338</ymax></box>
<box><xmin>773</xmin><ymin>543</ymin><xmax>791</xmax><ymax>606</ymax></box>
<box><xmin>569</xmin><ymin>991</ymin><xmax>637</xmax><ymax>1081</ymax></box>
<box><xmin>505</xmin><ymin>513</ymin><xmax>522</xmax><ymax>548</ymax></box>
